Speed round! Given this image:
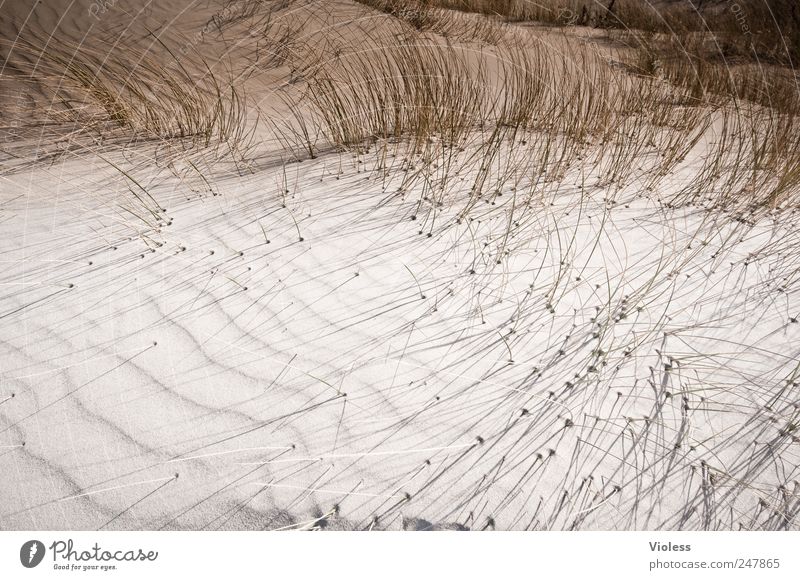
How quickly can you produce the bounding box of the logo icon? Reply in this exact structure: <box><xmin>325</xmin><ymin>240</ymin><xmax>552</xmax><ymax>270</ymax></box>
<box><xmin>20</xmin><ymin>540</ymin><xmax>45</xmax><ymax>568</ymax></box>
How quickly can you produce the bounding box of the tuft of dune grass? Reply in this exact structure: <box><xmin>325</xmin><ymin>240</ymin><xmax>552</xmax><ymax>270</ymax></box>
<box><xmin>0</xmin><ymin>27</ymin><xmax>255</xmax><ymax>169</ymax></box>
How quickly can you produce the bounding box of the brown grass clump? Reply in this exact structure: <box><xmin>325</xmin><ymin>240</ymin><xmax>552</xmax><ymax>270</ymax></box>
<box><xmin>271</xmin><ymin>22</ymin><xmax>721</xmax><ymax>208</ymax></box>
<box><xmin>258</xmin><ymin>0</ymin><xmax>800</xmax><ymax>216</ymax></box>
<box><xmin>302</xmin><ymin>38</ymin><xmax>485</xmax><ymax>152</ymax></box>
<box><xmin>434</xmin><ymin>0</ymin><xmax>800</xmax><ymax>67</ymax></box>
<box><xmin>0</xmin><ymin>27</ymin><xmax>255</xmax><ymax>170</ymax></box>
<box><xmin>353</xmin><ymin>0</ymin><xmax>507</xmax><ymax>44</ymax></box>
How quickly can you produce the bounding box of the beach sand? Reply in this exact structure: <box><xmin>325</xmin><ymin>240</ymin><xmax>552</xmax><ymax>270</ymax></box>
<box><xmin>1</xmin><ymin>0</ymin><xmax>798</xmax><ymax>530</ymax></box>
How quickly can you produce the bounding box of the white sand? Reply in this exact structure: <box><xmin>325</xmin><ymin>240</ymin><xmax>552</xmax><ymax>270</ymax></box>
<box><xmin>1</xmin><ymin>0</ymin><xmax>799</xmax><ymax>531</ymax></box>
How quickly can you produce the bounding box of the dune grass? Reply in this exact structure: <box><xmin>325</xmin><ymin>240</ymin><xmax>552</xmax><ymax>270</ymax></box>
<box><xmin>2</xmin><ymin>0</ymin><xmax>800</xmax><ymax>532</ymax></box>
<box><xmin>249</xmin><ymin>0</ymin><xmax>799</xmax><ymax>219</ymax></box>
<box><xmin>0</xmin><ymin>26</ymin><xmax>256</xmax><ymax>170</ymax></box>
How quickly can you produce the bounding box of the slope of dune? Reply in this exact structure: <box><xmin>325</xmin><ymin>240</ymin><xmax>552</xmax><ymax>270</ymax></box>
<box><xmin>1</xmin><ymin>0</ymin><xmax>799</xmax><ymax>531</ymax></box>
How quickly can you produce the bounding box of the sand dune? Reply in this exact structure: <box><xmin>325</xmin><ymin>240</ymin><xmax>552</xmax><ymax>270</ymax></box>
<box><xmin>1</xmin><ymin>0</ymin><xmax>799</xmax><ymax>530</ymax></box>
